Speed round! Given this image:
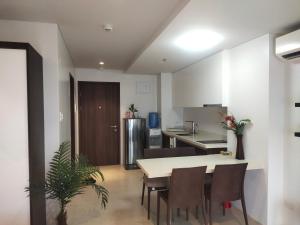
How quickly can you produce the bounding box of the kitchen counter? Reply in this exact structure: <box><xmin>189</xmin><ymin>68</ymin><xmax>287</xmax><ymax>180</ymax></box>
<box><xmin>162</xmin><ymin>130</ymin><xmax>227</xmax><ymax>149</ymax></box>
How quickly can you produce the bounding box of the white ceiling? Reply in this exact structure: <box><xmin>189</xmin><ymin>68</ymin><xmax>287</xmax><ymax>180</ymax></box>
<box><xmin>0</xmin><ymin>0</ymin><xmax>300</xmax><ymax>74</ymax></box>
<box><xmin>0</xmin><ymin>0</ymin><xmax>188</xmax><ymax>70</ymax></box>
<box><xmin>127</xmin><ymin>0</ymin><xmax>300</xmax><ymax>74</ymax></box>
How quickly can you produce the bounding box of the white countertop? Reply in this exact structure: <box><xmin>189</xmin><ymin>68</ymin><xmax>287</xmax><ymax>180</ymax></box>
<box><xmin>137</xmin><ymin>154</ymin><xmax>264</xmax><ymax>178</ymax></box>
<box><xmin>163</xmin><ymin>130</ymin><xmax>227</xmax><ymax>149</ymax></box>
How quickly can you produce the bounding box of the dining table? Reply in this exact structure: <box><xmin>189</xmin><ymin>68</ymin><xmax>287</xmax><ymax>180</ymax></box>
<box><xmin>137</xmin><ymin>154</ymin><xmax>263</xmax><ymax>178</ymax></box>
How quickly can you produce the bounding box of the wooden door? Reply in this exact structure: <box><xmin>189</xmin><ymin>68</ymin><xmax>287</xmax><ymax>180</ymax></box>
<box><xmin>79</xmin><ymin>82</ymin><xmax>120</xmax><ymax>166</ymax></box>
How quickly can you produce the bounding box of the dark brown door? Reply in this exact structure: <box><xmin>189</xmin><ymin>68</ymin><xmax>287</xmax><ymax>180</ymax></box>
<box><xmin>79</xmin><ymin>81</ymin><xmax>120</xmax><ymax>166</ymax></box>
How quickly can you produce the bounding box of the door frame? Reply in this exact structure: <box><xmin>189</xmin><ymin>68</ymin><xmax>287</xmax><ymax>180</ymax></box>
<box><xmin>70</xmin><ymin>74</ymin><xmax>75</xmax><ymax>160</ymax></box>
<box><xmin>78</xmin><ymin>81</ymin><xmax>121</xmax><ymax>165</ymax></box>
<box><xmin>0</xmin><ymin>42</ymin><xmax>46</xmax><ymax>225</ymax></box>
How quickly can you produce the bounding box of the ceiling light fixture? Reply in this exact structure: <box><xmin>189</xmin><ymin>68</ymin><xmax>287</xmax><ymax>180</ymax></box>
<box><xmin>103</xmin><ymin>24</ymin><xmax>113</xmax><ymax>32</ymax></box>
<box><xmin>174</xmin><ymin>30</ymin><xmax>224</xmax><ymax>52</ymax></box>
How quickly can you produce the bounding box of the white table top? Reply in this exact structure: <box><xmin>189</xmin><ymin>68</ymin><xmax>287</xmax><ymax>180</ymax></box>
<box><xmin>137</xmin><ymin>154</ymin><xmax>264</xmax><ymax>178</ymax></box>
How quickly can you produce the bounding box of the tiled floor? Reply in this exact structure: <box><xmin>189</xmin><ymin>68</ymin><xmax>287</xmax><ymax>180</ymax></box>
<box><xmin>67</xmin><ymin>165</ymin><xmax>261</xmax><ymax>225</ymax></box>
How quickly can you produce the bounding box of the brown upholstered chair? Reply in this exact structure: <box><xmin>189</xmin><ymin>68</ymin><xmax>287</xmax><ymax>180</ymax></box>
<box><xmin>205</xmin><ymin>163</ymin><xmax>248</xmax><ymax>225</ymax></box>
<box><xmin>157</xmin><ymin>166</ymin><xmax>208</xmax><ymax>225</ymax></box>
<box><xmin>141</xmin><ymin>147</ymin><xmax>196</xmax><ymax>219</ymax></box>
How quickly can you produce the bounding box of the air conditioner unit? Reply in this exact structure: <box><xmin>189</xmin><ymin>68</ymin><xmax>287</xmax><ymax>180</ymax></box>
<box><xmin>276</xmin><ymin>29</ymin><xmax>300</xmax><ymax>63</ymax></box>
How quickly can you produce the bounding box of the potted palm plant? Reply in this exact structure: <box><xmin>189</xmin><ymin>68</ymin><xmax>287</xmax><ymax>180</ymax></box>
<box><xmin>26</xmin><ymin>142</ymin><xmax>108</xmax><ymax>225</ymax></box>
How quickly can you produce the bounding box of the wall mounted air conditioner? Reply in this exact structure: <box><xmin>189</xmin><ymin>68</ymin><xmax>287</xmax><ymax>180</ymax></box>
<box><xmin>276</xmin><ymin>29</ymin><xmax>300</xmax><ymax>63</ymax></box>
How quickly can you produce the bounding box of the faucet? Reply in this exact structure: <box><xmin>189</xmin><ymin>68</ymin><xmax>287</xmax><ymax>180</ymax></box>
<box><xmin>185</xmin><ymin>121</ymin><xmax>197</xmax><ymax>135</ymax></box>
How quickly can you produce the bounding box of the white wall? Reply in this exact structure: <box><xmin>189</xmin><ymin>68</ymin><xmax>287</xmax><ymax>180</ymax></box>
<box><xmin>183</xmin><ymin>107</ymin><xmax>227</xmax><ymax>136</ymax></box>
<box><xmin>0</xmin><ymin>20</ymin><xmax>75</xmax><ymax>225</ymax></box>
<box><xmin>227</xmin><ymin>35</ymin><xmax>270</xmax><ymax>225</ymax></box>
<box><xmin>216</xmin><ymin>34</ymin><xmax>286</xmax><ymax>225</ymax></box>
<box><xmin>57</xmin><ymin>29</ymin><xmax>75</xmax><ymax>143</ymax></box>
<box><xmin>0</xmin><ymin>20</ymin><xmax>60</xmax><ymax>170</ymax></box>
<box><xmin>160</xmin><ymin>73</ymin><xmax>183</xmax><ymax>130</ymax></box>
<box><xmin>267</xmin><ymin>37</ymin><xmax>286</xmax><ymax>225</ymax></box>
<box><xmin>0</xmin><ymin>49</ymin><xmax>30</xmax><ymax>225</ymax></box>
<box><xmin>0</xmin><ymin>19</ymin><xmax>74</xmax><ymax>167</ymax></box>
<box><xmin>170</xmin><ymin>34</ymin><xmax>287</xmax><ymax>225</ymax></box>
<box><xmin>157</xmin><ymin>74</ymin><xmax>162</xmax><ymax>114</ymax></box>
<box><xmin>75</xmin><ymin>68</ymin><xmax>158</xmax><ymax>164</ymax></box>
<box><xmin>282</xmin><ymin>63</ymin><xmax>300</xmax><ymax>225</ymax></box>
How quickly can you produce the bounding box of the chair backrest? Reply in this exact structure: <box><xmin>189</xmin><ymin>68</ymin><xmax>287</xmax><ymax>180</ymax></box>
<box><xmin>169</xmin><ymin>166</ymin><xmax>207</xmax><ymax>208</ymax></box>
<box><xmin>143</xmin><ymin>147</ymin><xmax>196</xmax><ymax>159</ymax></box>
<box><xmin>210</xmin><ymin>163</ymin><xmax>248</xmax><ymax>202</ymax></box>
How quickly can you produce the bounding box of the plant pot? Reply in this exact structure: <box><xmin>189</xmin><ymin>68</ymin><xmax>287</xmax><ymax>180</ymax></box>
<box><xmin>129</xmin><ymin>111</ymin><xmax>136</xmax><ymax>118</ymax></box>
<box><xmin>235</xmin><ymin>134</ymin><xmax>245</xmax><ymax>160</ymax></box>
<box><xmin>57</xmin><ymin>210</ymin><xmax>67</xmax><ymax>225</ymax></box>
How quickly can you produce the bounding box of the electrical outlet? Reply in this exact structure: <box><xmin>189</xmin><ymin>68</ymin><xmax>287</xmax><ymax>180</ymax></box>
<box><xmin>59</xmin><ymin>112</ymin><xmax>64</xmax><ymax>122</ymax></box>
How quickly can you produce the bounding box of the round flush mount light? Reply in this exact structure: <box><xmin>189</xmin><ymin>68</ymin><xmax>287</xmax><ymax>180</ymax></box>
<box><xmin>103</xmin><ymin>24</ymin><xmax>113</xmax><ymax>32</ymax></box>
<box><xmin>174</xmin><ymin>30</ymin><xmax>224</xmax><ymax>52</ymax></box>
<box><xmin>98</xmin><ymin>61</ymin><xmax>105</xmax><ymax>70</ymax></box>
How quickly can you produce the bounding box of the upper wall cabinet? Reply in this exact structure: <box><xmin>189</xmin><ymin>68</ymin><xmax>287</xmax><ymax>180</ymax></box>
<box><xmin>173</xmin><ymin>51</ymin><xmax>228</xmax><ymax>107</ymax></box>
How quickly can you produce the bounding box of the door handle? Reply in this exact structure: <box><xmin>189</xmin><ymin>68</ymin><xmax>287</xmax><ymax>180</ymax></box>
<box><xmin>110</xmin><ymin>125</ymin><xmax>118</xmax><ymax>128</ymax></box>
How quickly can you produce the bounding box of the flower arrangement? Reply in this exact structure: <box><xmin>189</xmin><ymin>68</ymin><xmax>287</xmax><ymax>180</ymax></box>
<box><xmin>221</xmin><ymin>113</ymin><xmax>251</xmax><ymax>160</ymax></box>
<box><xmin>221</xmin><ymin>114</ymin><xmax>251</xmax><ymax>136</ymax></box>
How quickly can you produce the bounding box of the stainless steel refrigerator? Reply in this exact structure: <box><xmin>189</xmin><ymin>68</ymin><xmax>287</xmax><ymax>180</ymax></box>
<box><xmin>124</xmin><ymin>118</ymin><xmax>146</xmax><ymax>169</ymax></box>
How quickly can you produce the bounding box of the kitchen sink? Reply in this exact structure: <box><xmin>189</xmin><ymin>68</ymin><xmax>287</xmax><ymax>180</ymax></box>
<box><xmin>197</xmin><ymin>140</ymin><xmax>227</xmax><ymax>144</ymax></box>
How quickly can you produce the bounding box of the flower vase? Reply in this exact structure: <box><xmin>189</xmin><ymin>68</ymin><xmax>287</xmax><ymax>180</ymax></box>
<box><xmin>235</xmin><ymin>134</ymin><xmax>245</xmax><ymax>160</ymax></box>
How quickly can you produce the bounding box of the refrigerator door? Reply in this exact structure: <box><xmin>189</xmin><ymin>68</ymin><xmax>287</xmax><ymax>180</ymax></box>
<box><xmin>124</xmin><ymin>118</ymin><xmax>146</xmax><ymax>169</ymax></box>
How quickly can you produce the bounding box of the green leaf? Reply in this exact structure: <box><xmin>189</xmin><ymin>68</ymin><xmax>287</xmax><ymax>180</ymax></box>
<box><xmin>25</xmin><ymin>141</ymin><xmax>109</xmax><ymax>211</ymax></box>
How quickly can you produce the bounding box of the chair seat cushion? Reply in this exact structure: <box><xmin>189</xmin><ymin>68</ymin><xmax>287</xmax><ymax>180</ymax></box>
<box><xmin>143</xmin><ymin>175</ymin><xmax>169</xmax><ymax>188</ymax></box>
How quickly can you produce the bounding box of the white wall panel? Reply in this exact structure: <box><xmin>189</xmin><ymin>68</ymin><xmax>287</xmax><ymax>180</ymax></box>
<box><xmin>227</xmin><ymin>35</ymin><xmax>270</xmax><ymax>225</ymax></box>
<box><xmin>0</xmin><ymin>49</ymin><xmax>30</xmax><ymax>225</ymax></box>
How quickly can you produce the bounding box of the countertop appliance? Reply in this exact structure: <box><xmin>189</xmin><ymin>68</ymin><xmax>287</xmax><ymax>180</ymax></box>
<box><xmin>124</xmin><ymin>118</ymin><xmax>146</xmax><ymax>169</ymax></box>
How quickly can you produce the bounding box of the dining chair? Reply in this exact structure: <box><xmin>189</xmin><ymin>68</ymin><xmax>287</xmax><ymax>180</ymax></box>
<box><xmin>157</xmin><ymin>166</ymin><xmax>208</xmax><ymax>225</ymax></box>
<box><xmin>141</xmin><ymin>147</ymin><xmax>196</xmax><ymax>220</ymax></box>
<box><xmin>205</xmin><ymin>163</ymin><xmax>248</xmax><ymax>225</ymax></box>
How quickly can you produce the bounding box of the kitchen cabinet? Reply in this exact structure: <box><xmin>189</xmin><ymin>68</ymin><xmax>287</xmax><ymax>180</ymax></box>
<box><xmin>173</xmin><ymin>52</ymin><xmax>226</xmax><ymax>107</ymax></box>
